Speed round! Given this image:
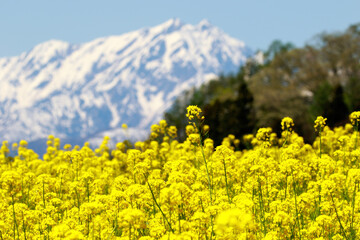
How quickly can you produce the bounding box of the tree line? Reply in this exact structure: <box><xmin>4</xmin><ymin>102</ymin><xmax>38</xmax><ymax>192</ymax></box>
<box><xmin>164</xmin><ymin>23</ymin><xmax>360</xmax><ymax>146</ymax></box>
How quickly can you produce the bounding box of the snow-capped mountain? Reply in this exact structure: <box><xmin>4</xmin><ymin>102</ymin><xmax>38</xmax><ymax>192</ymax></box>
<box><xmin>0</xmin><ymin>18</ymin><xmax>252</xmax><ymax>148</ymax></box>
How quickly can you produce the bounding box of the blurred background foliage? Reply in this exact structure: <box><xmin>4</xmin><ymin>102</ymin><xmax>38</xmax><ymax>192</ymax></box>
<box><xmin>164</xmin><ymin>23</ymin><xmax>360</xmax><ymax>146</ymax></box>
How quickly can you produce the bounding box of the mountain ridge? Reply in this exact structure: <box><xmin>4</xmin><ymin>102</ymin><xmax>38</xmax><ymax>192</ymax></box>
<box><xmin>0</xmin><ymin>18</ymin><xmax>253</xmax><ymax>149</ymax></box>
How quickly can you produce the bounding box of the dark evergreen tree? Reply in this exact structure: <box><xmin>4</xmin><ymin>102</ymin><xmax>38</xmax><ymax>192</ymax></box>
<box><xmin>324</xmin><ymin>85</ymin><xmax>349</xmax><ymax>127</ymax></box>
<box><xmin>165</xmin><ymin>63</ymin><xmax>260</xmax><ymax>144</ymax></box>
<box><xmin>309</xmin><ymin>81</ymin><xmax>333</xmax><ymax>119</ymax></box>
<box><xmin>203</xmin><ymin>77</ymin><xmax>255</xmax><ymax>146</ymax></box>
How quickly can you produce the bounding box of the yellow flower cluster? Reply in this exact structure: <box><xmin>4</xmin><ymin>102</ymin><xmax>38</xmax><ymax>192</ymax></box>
<box><xmin>350</xmin><ymin>111</ymin><xmax>360</xmax><ymax>127</ymax></box>
<box><xmin>281</xmin><ymin>117</ymin><xmax>294</xmax><ymax>132</ymax></box>
<box><xmin>314</xmin><ymin>116</ymin><xmax>327</xmax><ymax>131</ymax></box>
<box><xmin>1</xmin><ymin>110</ymin><xmax>360</xmax><ymax>239</ymax></box>
<box><xmin>150</xmin><ymin>120</ymin><xmax>177</xmax><ymax>141</ymax></box>
<box><xmin>186</xmin><ymin>105</ymin><xmax>204</xmax><ymax>121</ymax></box>
<box><xmin>256</xmin><ymin>127</ymin><xmax>272</xmax><ymax>142</ymax></box>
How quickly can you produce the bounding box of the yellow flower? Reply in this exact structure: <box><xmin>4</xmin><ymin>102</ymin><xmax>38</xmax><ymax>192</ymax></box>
<box><xmin>159</xmin><ymin>120</ymin><xmax>167</xmax><ymax>130</ymax></box>
<box><xmin>243</xmin><ymin>134</ymin><xmax>254</xmax><ymax>144</ymax></box>
<box><xmin>118</xmin><ymin>208</ymin><xmax>146</xmax><ymax>230</ymax></box>
<box><xmin>234</xmin><ymin>139</ymin><xmax>240</xmax><ymax>147</ymax></box>
<box><xmin>19</xmin><ymin>139</ymin><xmax>28</xmax><ymax>147</ymax></box>
<box><xmin>281</xmin><ymin>117</ymin><xmax>295</xmax><ymax>132</ymax></box>
<box><xmin>186</xmin><ymin>105</ymin><xmax>204</xmax><ymax>121</ymax></box>
<box><xmin>188</xmin><ymin>133</ymin><xmax>200</xmax><ymax>145</ymax></box>
<box><xmin>1</xmin><ymin>171</ymin><xmax>21</xmax><ymax>195</ymax></box>
<box><xmin>167</xmin><ymin>126</ymin><xmax>177</xmax><ymax>138</ymax></box>
<box><xmin>314</xmin><ymin>116</ymin><xmax>327</xmax><ymax>131</ymax></box>
<box><xmin>203</xmin><ymin>124</ymin><xmax>210</xmax><ymax>133</ymax></box>
<box><xmin>151</xmin><ymin>124</ymin><xmax>160</xmax><ymax>133</ymax></box>
<box><xmin>350</xmin><ymin>111</ymin><xmax>360</xmax><ymax>127</ymax></box>
<box><xmin>185</xmin><ymin>125</ymin><xmax>196</xmax><ymax>136</ymax></box>
<box><xmin>215</xmin><ymin>208</ymin><xmax>253</xmax><ymax>238</ymax></box>
<box><xmin>3</xmin><ymin>97</ymin><xmax>360</xmax><ymax>239</ymax></box>
<box><xmin>64</xmin><ymin>143</ymin><xmax>72</xmax><ymax>151</ymax></box>
<box><xmin>256</xmin><ymin>127</ymin><xmax>272</xmax><ymax>142</ymax></box>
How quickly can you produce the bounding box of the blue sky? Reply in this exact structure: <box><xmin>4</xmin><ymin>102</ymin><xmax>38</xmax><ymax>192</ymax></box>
<box><xmin>1</xmin><ymin>0</ymin><xmax>359</xmax><ymax>57</ymax></box>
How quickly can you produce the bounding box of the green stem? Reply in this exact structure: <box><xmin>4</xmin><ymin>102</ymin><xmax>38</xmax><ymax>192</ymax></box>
<box><xmin>200</xmin><ymin>143</ymin><xmax>212</xmax><ymax>203</ymax></box>
<box><xmin>319</xmin><ymin>128</ymin><xmax>322</xmax><ymax>158</ymax></box>
<box><xmin>145</xmin><ymin>176</ymin><xmax>174</xmax><ymax>233</ymax></box>
<box><xmin>42</xmin><ymin>181</ymin><xmax>46</xmax><ymax>208</ymax></box>
<box><xmin>282</xmin><ymin>130</ymin><xmax>289</xmax><ymax>148</ymax></box>
<box><xmin>11</xmin><ymin>195</ymin><xmax>19</xmax><ymax>240</ymax></box>
<box><xmin>133</xmin><ymin>158</ymin><xmax>136</xmax><ymax>184</ymax></box>
<box><xmin>293</xmin><ymin>181</ymin><xmax>302</xmax><ymax>240</ymax></box>
<box><xmin>86</xmin><ymin>183</ymin><xmax>90</xmax><ymax>202</ymax></box>
<box><xmin>198</xmin><ymin>124</ymin><xmax>216</xmax><ymax>238</ymax></box>
<box><xmin>350</xmin><ymin>181</ymin><xmax>357</xmax><ymax>239</ymax></box>
<box><xmin>22</xmin><ymin>213</ymin><xmax>27</xmax><ymax>240</ymax></box>
<box><xmin>257</xmin><ymin>177</ymin><xmax>267</xmax><ymax>236</ymax></box>
<box><xmin>129</xmin><ymin>225</ymin><xmax>131</xmax><ymax>240</ymax></box>
<box><xmin>75</xmin><ymin>188</ymin><xmax>81</xmax><ymax>209</ymax></box>
<box><xmin>210</xmin><ymin>215</ymin><xmax>214</xmax><ymax>240</ymax></box>
<box><xmin>58</xmin><ymin>175</ymin><xmax>63</xmax><ymax>199</ymax></box>
<box><xmin>222</xmin><ymin>158</ymin><xmax>231</xmax><ymax>203</ymax></box>
<box><xmin>355</xmin><ymin>123</ymin><xmax>359</xmax><ymax>150</ymax></box>
<box><xmin>178</xmin><ymin>211</ymin><xmax>181</xmax><ymax>234</ymax></box>
<box><xmin>87</xmin><ymin>216</ymin><xmax>90</xmax><ymax>236</ymax></box>
<box><xmin>27</xmin><ymin>185</ymin><xmax>30</xmax><ymax>208</ymax></box>
<box><xmin>330</xmin><ymin>193</ymin><xmax>348</xmax><ymax>240</ymax></box>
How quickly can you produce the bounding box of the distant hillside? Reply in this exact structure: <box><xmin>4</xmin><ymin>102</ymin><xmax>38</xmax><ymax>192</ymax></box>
<box><xmin>0</xmin><ymin>18</ymin><xmax>252</xmax><ymax>150</ymax></box>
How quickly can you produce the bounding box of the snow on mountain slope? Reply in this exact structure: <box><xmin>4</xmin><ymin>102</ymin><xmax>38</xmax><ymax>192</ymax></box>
<box><xmin>0</xmin><ymin>18</ymin><xmax>253</xmax><ymax>146</ymax></box>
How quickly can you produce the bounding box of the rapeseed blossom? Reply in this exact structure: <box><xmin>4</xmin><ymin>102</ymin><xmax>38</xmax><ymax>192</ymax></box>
<box><xmin>281</xmin><ymin>117</ymin><xmax>294</xmax><ymax>132</ymax></box>
<box><xmin>350</xmin><ymin>111</ymin><xmax>360</xmax><ymax>126</ymax></box>
<box><xmin>186</xmin><ymin>105</ymin><xmax>204</xmax><ymax>121</ymax></box>
<box><xmin>314</xmin><ymin>116</ymin><xmax>327</xmax><ymax>131</ymax></box>
<box><xmin>0</xmin><ymin>109</ymin><xmax>360</xmax><ymax>239</ymax></box>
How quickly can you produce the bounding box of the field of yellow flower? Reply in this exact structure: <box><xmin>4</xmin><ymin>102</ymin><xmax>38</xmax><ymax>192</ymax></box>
<box><xmin>1</xmin><ymin>106</ymin><xmax>360</xmax><ymax>239</ymax></box>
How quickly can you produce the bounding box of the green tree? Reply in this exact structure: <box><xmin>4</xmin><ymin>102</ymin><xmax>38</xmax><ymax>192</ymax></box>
<box><xmin>264</xmin><ymin>40</ymin><xmax>295</xmax><ymax>64</ymax></box>
<box><xmin>249</xmin><ymin>23</ymin><xmax>360</xmax><ymax>141</ymax></box>
<box><xmin>324</xmin><ymin>85</ymin><xmax>349</xmax><ymax>128</ymax></box>
<box><xmin>165</xmin><ymin>62</ymin><xmax>260</xmax><ymax>143</ymax></box>
<box><xmin>165</xmin><ymin>22</ymin><xmax>360</xmax><ymax>144</ymax></box>
<box><xmin>203</xmin><ymin>76</ymin><xmax>255</xmax><ymax>146</ymax></box>
<box><xmin>309</xmin><ymin>81</ymin><xmax>333</xmax><ymax>119</ymax></box>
